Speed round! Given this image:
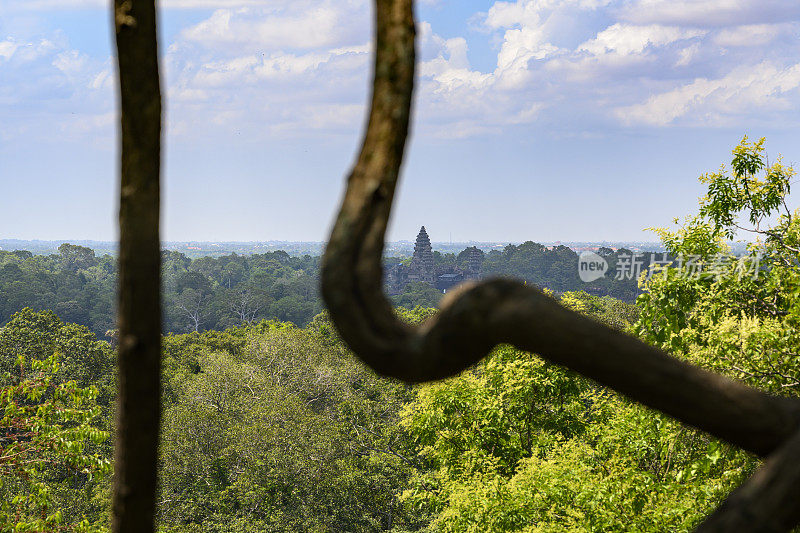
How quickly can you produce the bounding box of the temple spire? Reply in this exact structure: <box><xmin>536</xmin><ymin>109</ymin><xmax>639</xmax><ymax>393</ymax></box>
<box><xmin>410</xmin><ymin>226</ymin><xmax>435</xmax><ymax>284</ymax></box>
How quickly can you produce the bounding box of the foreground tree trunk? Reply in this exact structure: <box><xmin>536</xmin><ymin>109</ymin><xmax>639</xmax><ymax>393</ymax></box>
<box><xmin>320</xmin><ymin>0</ymin><xmax>800</xmax><ymax>530</ymax></box>
<box><xmin>112</xmin><ymin>1</ymin><xmax>162</xmax><ymax>532</ymax></box>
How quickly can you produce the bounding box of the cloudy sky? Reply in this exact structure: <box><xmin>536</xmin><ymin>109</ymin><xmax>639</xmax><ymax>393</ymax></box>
<box><xmin>1</xmin><ymin>0</ymin><xmax>799</xmax><ymax>243</ymax></box>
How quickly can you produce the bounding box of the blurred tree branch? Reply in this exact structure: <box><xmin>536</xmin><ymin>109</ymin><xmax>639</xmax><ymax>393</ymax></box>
<box><xmin>113</xmin><ymin>0</ymin><xmax>162</xmax><ymax>532</ymax></box>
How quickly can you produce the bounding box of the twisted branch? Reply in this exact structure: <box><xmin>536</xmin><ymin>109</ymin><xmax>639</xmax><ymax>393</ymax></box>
<box><xmin>321</xmin><ymin>0</ymin><xmax>800</xmax><ymax>529</ymax></box>
<box><xmin>321</xmin><ymin>0</ymin><xmax>800</xmax><ymax>459</ymax></box>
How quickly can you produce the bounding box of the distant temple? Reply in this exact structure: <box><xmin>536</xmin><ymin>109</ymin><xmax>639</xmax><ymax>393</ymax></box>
<box><xmin>407</xmin><ymin>226</ymin><xmax>436</xmax><ymax>285</ymax></box>
<box><xmin>385</xmin><ymin>226</ymin><xmax>483</xmax><ymax>295</ymax></box>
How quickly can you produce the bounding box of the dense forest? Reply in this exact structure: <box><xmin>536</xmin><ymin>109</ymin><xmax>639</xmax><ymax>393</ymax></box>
<box><xmin>1</xmin><ymin>259</ymin><xmax>789</xmax><ymax>531</ymax></box>
<box><xmin>0</xmin><ymin>243</ymin><xmax>646</xmax><ymax>339</ymax></box>
<box><xmin>0</xmin><ymin>295</ymin><xmax>729</xmax><ymax>532</ymax></box>
<box><xmin>3</xmin><ymin>137</ymin><xmax>799</xmax><ymax>531</ymax></box>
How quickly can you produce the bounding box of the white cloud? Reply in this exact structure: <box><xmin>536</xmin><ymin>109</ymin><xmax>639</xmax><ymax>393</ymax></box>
<box><xmin>179</xmin><ymin>5</ymin><xmax>363</xmax><ymax>50</ymax></box>
<box><xmin>419</xmin><ymin>35</ymin><xmax>484</xmax><ymax>83</ymax></box>
<box><xmin>0</xmin><ymin>39</ymin><xmax>19</xmax><ymax>61</ymax></box>
<box><xmin>161</xmin><ymin>2</ymin><xmax>553</xmax><ymax>141</ymax></box>
<box><xmin>579</xmin><ymin>23</ymin><xmax>706</xmax><ymax>56</ymax></box>
<box><xmin>477</xmin><ymin>0</ymin><xmax>577</xmax><ymax>89</ymax></box>
<box><xmin>179</xmin><ymin>45</ymin><xmax>370</xmax><ymax>90</ymax></box>
<box><xmin>69</xmin><ymin>111</ymin><xmax>115</xmax><ymax>132</ymax></box>
<box><xmin>159</xmin><ymin>2</ymin><xmax>371</xmax><ymax>140</ymax></box>
<box><xmin>619</xmin><ymin>0</ymin><xmax>800</xmax><ymax>27</ymax></box>
<box><xmin>144</xmin><ymin>0</ymin><xmax>377</xmax><ymax>139</ymax></box>
<box><xmin>508</xmin><ymin>102</ymin><xmax>545</xmax><ymax>124</ymax></box>
<box><xmin>162</xmin><ymin>0</ymin><xmax>281</xmax><ymax>6</ymax></box>
<box><xmin>89</xmin><ymin>68</ymin><xmax>113</xmax><ymax>90</ymax></box>
<box><xmin>52</xmin><ymin>49</ymin><xmax>88</xmax><ymax>75</ymax></box>
<box><xmin>675</xmin><ymin>42</ymin><xmax>700</xmax><ymax>66</ymax></box>
<box><xmin>713</xmin><ymin>23</ymin><xmax>791</xmax><ymax>47</ymax></box>
<box><xmin>495</xmin><ymin>27</ymin><xmax>559</xmax><ymax>87</ymax></box>
<box><xmin>484</xmin><ymin>1</ymin><xmax>542</xmax><ymax>29</ymax></box>
<box><xmin>4</xmin><ymin>0</ymin><xmax>800</xmax><ymax>146</ymax></box>
<box><xmin>484</xmin><ymin>0</ymin><xmax>611</xmax><ymax>29</ymax></box>
<box><xmin>8</xmin><ymin>0</ymin><xmax>441</xmax><ymax>7</ymax></box>
<box><xmin>270</xmin><ymin>103</ymin><xmax>365</xmax><ymax>135</ymax></box>
<box><xmin>420</xmin><ymin>0</ymin><xmax>800</xmax><ymax>134</ymax></box>
<box><xmin>0</xmin><ymin>33</ymin><xmax>113</xmax><ymax>144</ymax></box>
<box><xmin>0</xmin><ymin>38</ymin><xmax>59</xmax><ymax>64</ymax></box>
<box><xmin>616</xmin><ymin>61</ymin><xmax>800</xmax><ymax>126</ymax></box>
<box><xmin>414</xmin><ymin>23</ymin><xmax>549</xmax><ymax>138</ymax></box>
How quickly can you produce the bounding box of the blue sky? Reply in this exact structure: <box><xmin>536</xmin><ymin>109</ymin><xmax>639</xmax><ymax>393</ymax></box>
<box><xmin>1</xmin><ymin>0</ymin><xmax>800</xmax><ymax>243</ymax></box>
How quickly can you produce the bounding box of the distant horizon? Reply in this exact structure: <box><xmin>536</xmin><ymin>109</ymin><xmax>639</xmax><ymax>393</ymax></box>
<box><xmin>5</xmin><ymin>237</ymin><xmax>766</xmax><ymax>259</ymax></box>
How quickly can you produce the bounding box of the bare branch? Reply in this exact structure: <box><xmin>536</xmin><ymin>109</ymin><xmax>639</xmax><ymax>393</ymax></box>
<box><xmin>733</xmin><ymin>223</ymin><xmax>800</xmax><ymax>254</ymax></box>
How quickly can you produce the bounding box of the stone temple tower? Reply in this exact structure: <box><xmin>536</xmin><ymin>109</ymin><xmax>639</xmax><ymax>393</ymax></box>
<box><xmin>464</xmin><ymin>246</ymin><xmax>483</xmax><ymax>279</ymax></box>
<box><xmin>409</xmin><ymin>226</ymin><xmax>436</xmax><ymax>285</ymax></box>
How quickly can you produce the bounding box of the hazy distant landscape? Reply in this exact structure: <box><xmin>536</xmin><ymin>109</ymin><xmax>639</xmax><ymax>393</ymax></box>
<box><xmin>0</xmin><ymin>238</ymin><xmax>670</xmax><ymax>258</ymax></box>
<box><xmin>0</xmin><ymin>235</ymin><xmax>659</xmax><ymax>340</ymax></box>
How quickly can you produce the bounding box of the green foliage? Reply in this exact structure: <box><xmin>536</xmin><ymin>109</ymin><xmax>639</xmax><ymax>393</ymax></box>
<box><xmin>394</xmin><ymin>178</ymin><xmax>800</xmax><ymax>530</ymax></box>
<box><xmin>399</xmin><ymin>292</ymin><xmax>750</xmax><ymax>531</ymax></box>
<box><xmin>0</xmin><ymin>354</ymin><xmax>111</xmax><ymax>532</ymax></box>
<box><xmin>648</xmin><ymin>216</ymin><xmax>725</xmax><ymax>260</ymax></box>
<box><xmin>158</xmin><ymin>325</ymin><xmax>425</xmax><ymax>532</ymax></box>
<box><xmin>57</xmin><ymin>244</ymin><xmax>98</xmax><ymax>273</ymax></box>
<box><xmin>392</xmin><ymin>283</ymin><xmax>443</xmax><ymax>310</ymax></box>
<box><xmin>395</xmin><ymin>307</ymin><xmax>439</xmax><ymax>325</ymax></box>
<box><xmin>480</xmin><ymin>243</ymin><xmax>643</xmax><ymax>301</ymax></box>
<box><xmin>560</xmin><ymin>291</ymin><xmax>638</xmax><ymax>330</ymax></box>
<box><xmin>614</xmin><ymin>135</ymin><xmax>800</xmax><ymax>527</ymax></box>
<box><xmin>1</xmin><ymin>241</ymin><xmax>650</xmax><ymax>342</ymax></box>
<box><xmin>161</xmin><ymin>252</ymin><xmax>322</xmax><ymax>331</ymax></box>
<box><xmin>698</xmin><ymin>136</ymin><xmax>794</xmax><ymax>240</ymax></box>
<box><xmin>2</xmin><ymin>310</ymin><xmax>431</xmax><ymax>532</ymax></box>
<box><xmin>0</xmin><ymin>309</ymin><xmax>115</xmax><ymax>411</ymax></box>
<box><xmin>0</xmin><ymin>250</ymin><xmax>323</xmax><ymax>338</ymax></box>
<box><xmin>0</xmin><ymin>250</ymin><xmax>116</xmax><ymax>338</ymax></box>
<box><xmin>637</xmin><ymin>137</ymin><xmax>800</xmax><ymax>395</ymax></box>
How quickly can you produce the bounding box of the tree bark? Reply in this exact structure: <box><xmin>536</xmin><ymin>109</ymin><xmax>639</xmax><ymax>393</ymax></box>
<box><xmin>112</xmin><ymin>1</ymin><xmax>162</xmax><ymax>532</ymax></box>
